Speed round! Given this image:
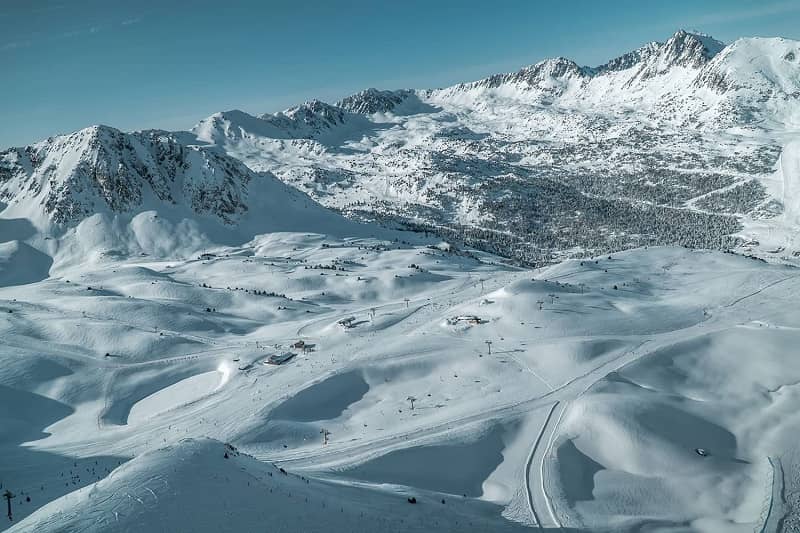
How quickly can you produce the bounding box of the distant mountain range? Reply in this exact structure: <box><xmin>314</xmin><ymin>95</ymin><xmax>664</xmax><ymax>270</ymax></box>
<box><xmin>3</xmin><ymin>30</ymin><xmax>799</xmax><ymax>265</ymax></box>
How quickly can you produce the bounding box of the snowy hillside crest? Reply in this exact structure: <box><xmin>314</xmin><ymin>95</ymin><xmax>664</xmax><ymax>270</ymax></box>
<box><xmin>0</xmin><ymin>125</ymin><xmax>252</xmax><ymax>226</ymax></box>
<box><xmin>4</xmin><ymin>27</ymin><xmax>800</xmax><ymax>533</ymax></box>
<box><xmin>2</xmin><ymin>29</ymin><xmax>799</xmax><ymax>266</ymax></box>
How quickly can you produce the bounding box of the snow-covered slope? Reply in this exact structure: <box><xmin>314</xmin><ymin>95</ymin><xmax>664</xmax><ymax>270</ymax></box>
<box><xmin>692</xmin><ymin>37</ymin><xmax>800</xmax><ymax>128</ymax></box>
<box><xmin>3</xmin><ymin>28</ymin><xmax>800</xmax><ymax>533</ymax></box>
<box><xmin>194</xmin><ymin>100</ymin><xmax>375</xmax><ymax>146</ymax></box>
<box><xmin>431</xmin><ymin>30</ymin><xmax>797</xmax><ymax>127</ymax></box>
<box><xmin>0</xmin><ymin>125</ymin><xmax>254</xmax><ymax>226</ymax></box>
<box><xmin>188</xmin><ymin>30</ymin><xmax>799</xmax><ymax>266</ymax></box>
<box><xmin>336</xmin><ymin>88</ymin><xmax>416</xmax><ymax>114</ymax></box>
<box><xmin>2</xmin><ymin>239</ymin><xmax>800</xmax><ymax>532</ymax></box>
<box><xmin>0</xmin><ymin>124</ymin><xmax>382</xmax><ymax>274</ymax></box>
<box><xmin>12</xmin><ymin>438</ymin><xmax>521</xmax><ymax>532</ymax></box>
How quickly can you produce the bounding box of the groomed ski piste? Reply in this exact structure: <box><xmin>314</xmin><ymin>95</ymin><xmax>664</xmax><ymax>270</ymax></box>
<box><xmin>2</xmin><ymin>28</ymin><xmax>800</xmax><ymax>533</ymax></box>
<box><xmin>2</xmin><ymin>226</ymin><xmax>800</xmax><ymax>531</ymax></box>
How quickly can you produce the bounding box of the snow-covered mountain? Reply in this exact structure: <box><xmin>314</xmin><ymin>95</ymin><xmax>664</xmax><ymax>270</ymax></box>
<box><xmin>4</xmin><ymin>28</ymin><xmax>800</xmax><ymax>533</ymax></box>
<box><xmin>194</xmin><ymin>100</ymin><xmax>374</xmax><ymax>145</ymax></box>
<box><xmin>432</xmin><ymin>30</ymin><xmax>797</xmax><ymax>127</ymax></box>
<box><xmin>0</xmin><ymin>125</ymin><xmax>251</xmax><ymax>226</ymax></box>
<box><xmin>5</xmin><ymin>30</ymin><xmax>797</xmax><ymax>267</ymax></box>
<box><xmin>186</xmin><ymin>30</ymin><xmax>799</xmax><ymax>265</ymax></box>
<box><xmin>336</xmin><ymin>88</ymin><xmax>415</xmax><ymax>114</ymax></box>
<box><xmin>0</xmin><ymin>124</ymin><xmax>377</xmax><ymax>273</ymax></box>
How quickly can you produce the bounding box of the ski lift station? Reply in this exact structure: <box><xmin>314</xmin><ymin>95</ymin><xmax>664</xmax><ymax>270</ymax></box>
<box><xmin>265</xmin><ymin>352</ymin><xmax>295</xmax><ymax>365</ymax></box>
<box><xmin>446</xmin><ymin>315</ymin><xmax>484</xmax><ymax>325</ymax></box>
<box><xmin>337</xmin><ymin>316</ymin><xmax>356</xmax><ymax>329</ymax></box>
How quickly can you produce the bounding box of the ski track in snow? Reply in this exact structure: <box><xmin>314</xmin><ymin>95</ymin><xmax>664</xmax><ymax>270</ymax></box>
<box><xmin>3</xmin><ymin>235</ymin><xmax>800</xmax><ymax>532</ymax></box>
<box><xmin>3</xmin><ymin>29</ymin><xmax>800</xmax><ymax>533</ymax></box>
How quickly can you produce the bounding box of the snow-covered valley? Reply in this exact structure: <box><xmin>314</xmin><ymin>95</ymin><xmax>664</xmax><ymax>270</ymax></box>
<box><xmin>2</xmin><ymin>28</ymin><xmax>800</xmax><ymax>532</ymax></box>
<box><xmin>185</xmin><ymin>31</ymin><xmax>800</xmax><ymax>266</ymax></box>
<box><xmin>2</xmin><ymin>235</ymin><xmax>800</xmax><ymax>531</ymax></box>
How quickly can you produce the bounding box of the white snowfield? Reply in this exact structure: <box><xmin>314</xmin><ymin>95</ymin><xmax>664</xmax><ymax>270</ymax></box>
<box><xmin>1</xmin><ymin>228</ymin><xmax>800</xmax><ymax>532</ymax></box>
<box><xmin>2</xmin><ymin>28</ymin><xmax>800</xmax><ymax>533</ymax></box>
<box><xmin>5</xmin><ymin>31</ymin><xmax>800</xmax><ymax>271</ymax></box>
<box><xmin>183</xmin><ymin>31</ymin><xmax>800</xmax><ymax>265</ymax></box>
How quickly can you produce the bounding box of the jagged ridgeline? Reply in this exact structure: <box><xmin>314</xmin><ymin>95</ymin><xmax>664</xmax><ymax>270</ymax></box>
<box><xmin>0</xmin><ymin>126</ymin><xmax>250</xmax><ymax>225</ymax></box>
<box><xmin>186</xmin><ymin>30</ymin><xmax>796</xmax><ymax>265</ymax></box>
<box><xmin>3</xmin><ymin>30</ymin><xmax>798</xmax><ymax>265</ymax></box>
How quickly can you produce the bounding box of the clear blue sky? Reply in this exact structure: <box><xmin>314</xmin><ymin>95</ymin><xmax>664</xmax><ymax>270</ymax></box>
<box><xmin>2</xmin><ymin>0</ymin><xmax>799</xmax><ymax>148</ymax></box>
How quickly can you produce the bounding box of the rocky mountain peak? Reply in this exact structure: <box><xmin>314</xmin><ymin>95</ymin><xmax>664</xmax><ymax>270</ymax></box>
<box><xmin>460</xmin><ymin>56</ymin><xmax>587</xmax><ymax>95</ymax></box>
<box><xmin>595</xmin><ymin>42</ymin><xmax>661</xmax><ymax>73</ymax></box>
<box><xmin>0</xmin><ymin>128</ymin><xmax>253</xmax><ymax>226</ymax></box>
<box><xmin>251</xmin><ymin>100</ymin><xmax>351</xmax><ymax>139</ymax></box>
<box><xmin>660</xmin><ymin>29</ymin><xmax>725</xmax><ymax>69</ymax></box>
<box><xmin>284</xmin><ymin>100</ymin><xmax>346</xmax><ymax>126</ymax></box>
<box><xmin>336</xmin><ymin>88</ymin><xmax>413</xmax><ymax>114</ymax></box>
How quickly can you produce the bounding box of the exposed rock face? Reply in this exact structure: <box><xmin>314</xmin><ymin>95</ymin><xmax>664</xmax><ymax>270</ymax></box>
<box><xmin>5</xmin><ymin>30</ymin><xmax>799</xmax><ymax>266</ymax></box>
<box><xmin>0</xmin><ymin>125</ymin><xmax>251</xmax><ymax>225</ymax></box>
<box><xmin>462</xmin><ymin>57</ymin><xmax>589</xmax><ymax>93</ymax></box>
<box><xmin>258</xmin><ymin>100</ymin><xmax>349</xmax><ymax>138</ymax></box>
<box><xmin>336</xmin><ymin>88</ymin><xmax>413</xmax><ymax>114</ymax></box>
